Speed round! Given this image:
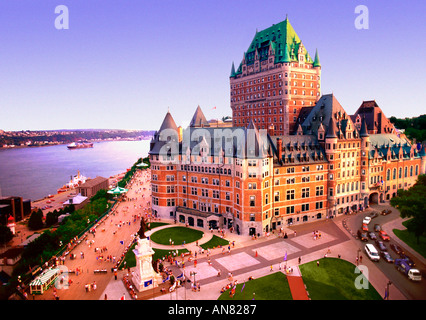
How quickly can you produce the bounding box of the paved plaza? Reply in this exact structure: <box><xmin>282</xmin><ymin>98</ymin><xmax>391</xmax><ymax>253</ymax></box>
<box><xmin>216</xmin><ymin>252</ymin><xmax>261</xmax><ymax>271</ymax></box>
<box><xmin>26</xmin><ymin>167</ymin><xmax>410</xmax><ymax>301</ymax></box>
<box><xmin>252</xmin><ymin>241</ymin><xmax>300</xmax><ymax>260</ymax></box>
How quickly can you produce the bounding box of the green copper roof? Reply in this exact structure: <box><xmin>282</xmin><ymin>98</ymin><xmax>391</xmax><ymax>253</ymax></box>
<box><xmin>230</xmin><ymin>62</ymin><xmax>236</xmax><ymax>77</ymax></box>
<box><xmin>244</xmin><ymin>17</ymin><xmax>310</xmax><ymax>66</ymax></box>
<box><xmin>313</xmin><ymin>49</ymin><xmax>321</xmax><ymax>67</ymax></box>
<box><xmin>283</xmin><ymin>43</ymin><xmax>291</xmax><ymax>63</ymax></box>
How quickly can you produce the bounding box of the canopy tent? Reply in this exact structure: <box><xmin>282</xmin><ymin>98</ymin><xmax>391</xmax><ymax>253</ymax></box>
<box><xmin>107</xmin><ymin>186</ymin><xmax>128</xmax><ymax>195</ymax></box>
<box><xmin>29</xmin><ymin>268</ymin><xmax>60</xmax><ymax>294</ymax></box>
<box><xmin>136</xmin><ymin>162</ymin><xmax>148</xmax><ymax>168</ymax></box>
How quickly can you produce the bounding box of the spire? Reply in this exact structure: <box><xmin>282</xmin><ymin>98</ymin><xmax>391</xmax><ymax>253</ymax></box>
<box><xmin>359</xmin><ymin>116</ymin><xmax>369</xmax><ymax>137</ymax></box>
<box><xmin>230</xmin><ymin>62</ymin><xmax>236</xmax><ymax>77</ymax></box>
<box><xmin>313</xmin><ymin>48</ymin><xmax>321</xmax><ymax>67</ymax></box>
<box><xmin>326</xmin><ymin>116</ymin><xmax>338</xmax><ymax>139</ymax></box>
<box><xmin>283</xmin><ymin>43</ymin><xmax>291</xmax><ymax>63</ymax></box>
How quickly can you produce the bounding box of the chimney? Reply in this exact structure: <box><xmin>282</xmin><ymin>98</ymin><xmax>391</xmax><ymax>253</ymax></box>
<box><xmin>277</xmin><ymin>138</ymin><xmax>282</xmax><ymax>162</ymax></box>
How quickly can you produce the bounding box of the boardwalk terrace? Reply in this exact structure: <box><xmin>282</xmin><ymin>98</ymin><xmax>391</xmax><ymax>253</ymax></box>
<box><xmin>149</xmin><ymin>102</ymin><xmax>426</xmax><ymax>237</ymax></box>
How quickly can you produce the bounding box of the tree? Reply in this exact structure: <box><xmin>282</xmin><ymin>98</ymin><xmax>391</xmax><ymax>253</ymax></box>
<box><xmin>390</xmin><ymin>175</ymin><xmax>426</xmax><ymax>244</ymax></box>
<box><xmin>28</xmin><ymin>209</ymin><xmax>44</xmax><ymax>230</ymax></box>
<box><xmin>0</xmin><ymin>225</ymin><xmax>13</xmax><ymax>244</ymax></box>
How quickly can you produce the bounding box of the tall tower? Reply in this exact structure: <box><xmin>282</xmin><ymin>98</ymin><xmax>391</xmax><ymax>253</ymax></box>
<box><xmin>359</xmin><ymin>117</ymin><xmax>370</xmax><ymax>208</ymax></box>
<box><xmin>230</xmin><ymin>17</ymin><xmax>321</xmax><ymax>135</ymax></box>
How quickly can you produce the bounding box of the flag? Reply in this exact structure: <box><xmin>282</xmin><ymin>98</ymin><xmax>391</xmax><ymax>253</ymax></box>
<box><xmin>284</xmin><ymin>251</ymin><xmax>287</xmax><ymax>261</ymax></box>
<box><xmin>144</xmin><ymin>279</ymin><xmax>153</xmax><ymax>287</ymax></box>
<box><xmin>384</xmin><ymin>287</ymin><xmax>388</xmax><ymax>300</ymax></box>
<box><xmin>241</xmin><ymin>282</ymin><xmax>245</xmax><ymax>293</ymax></box>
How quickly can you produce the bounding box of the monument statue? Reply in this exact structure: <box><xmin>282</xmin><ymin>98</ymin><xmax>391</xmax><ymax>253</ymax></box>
<box><xmin>132</xmin><ymin>233</ymin><xmax>162</xmax><ymax>292</ymax></box>
<box><xmin>137</xmin><ymin>217</ymin><xmax>151</xmax><ymax>239</ymax></box>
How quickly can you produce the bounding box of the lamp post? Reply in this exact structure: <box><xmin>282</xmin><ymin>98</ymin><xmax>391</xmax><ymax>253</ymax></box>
<box><xmin>357</xmin><ymin>249</ymin><xmax>361</xmax><ymax>266</ymax></box>
<box><xmin>386</xmin><ymin>281</ymin><xmax>392</xmax><ymax>300</ymax></box>
<box><xmin>190</xmin><ymin>271</ymin><xmax>197</xmax><ymax>292</ymax></box>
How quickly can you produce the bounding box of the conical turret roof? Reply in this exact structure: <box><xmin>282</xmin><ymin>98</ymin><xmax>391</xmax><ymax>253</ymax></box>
<box><xmin>189</xmin><ymin>106</ymin><xmax>209</xmax><ymax>127</ymax></box>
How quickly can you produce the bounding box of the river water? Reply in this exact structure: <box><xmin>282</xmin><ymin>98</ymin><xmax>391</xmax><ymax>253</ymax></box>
<box><xmin>0</xmin><ymin>140</ymin><xmax>150</xmax><ymax>201</ymax></box>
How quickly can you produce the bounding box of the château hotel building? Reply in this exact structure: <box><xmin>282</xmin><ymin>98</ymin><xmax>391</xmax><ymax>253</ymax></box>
<box><xmin>148</xmin><ymin>18</ymin><xmax>426</xmax><ymax>236</ymax></box>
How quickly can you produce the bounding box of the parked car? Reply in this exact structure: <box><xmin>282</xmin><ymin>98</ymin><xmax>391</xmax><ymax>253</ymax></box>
<box><xmin>369</xmin><ymin>212</ymin><xmax>379</xmax><ymax>219</ymax></box>
<box><xmin>357</xmin><ymin>229</ymin><xmax>368</xmax><ymax>241</ymax></box>
<box><xmin>379</xmin><ymin>230</ymin><xmax>390</xmax><ymax>241</ymax></box>
<box><xmin>368</xmin><ymin>232</ymin><xmax>377</xmax><ymax>240</ymax></box>
<box><xmin>375</xmin><ymin>240</ymin><xmax>387</xmax><ymax>252</ymax></box>
<box><xmin>362</xmin><ymin>223</ymin><xmax>369</xmax><ymax>232</ymax></box>
<box><xmin>390</xmin><ymin>243</ymin><xmax>404</xmax><ymax>255</ymax></box>
<box><xmin>363</xmin><ymin>216</ymin><xmax>372</xmax><ymax>225</ymax></box>
<box><xmin>381</xmin><ymin>209</ymin><xmax>392</xmax><ymax>215</ymax></box>
<box><xmin>381</xmin><ymin>251</ymin><xmax>394</xmax><ymax>263</ymax></box>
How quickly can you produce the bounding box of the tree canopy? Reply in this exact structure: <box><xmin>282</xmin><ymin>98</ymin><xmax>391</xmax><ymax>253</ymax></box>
<box><xmin>390</xmin><ymin>174</ymin><xmax>426</xmax><ymax>244</ymax></box>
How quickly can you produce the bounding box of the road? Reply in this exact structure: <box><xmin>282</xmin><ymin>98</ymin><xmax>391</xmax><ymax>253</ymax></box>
<box><xmin>344</xmin><ymin>203</ymin><xmax>426</xmax><ymax>300</ymax></box>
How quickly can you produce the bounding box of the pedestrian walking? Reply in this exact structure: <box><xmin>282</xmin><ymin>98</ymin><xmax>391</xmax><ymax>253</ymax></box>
<box><xmin>316</xmin><ymin>260</ymin><xmax>320</xmax><ymax>267</ymax></box>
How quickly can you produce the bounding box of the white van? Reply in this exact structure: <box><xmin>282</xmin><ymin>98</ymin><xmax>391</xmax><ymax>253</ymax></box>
<box><xmin>365</xmin><ymin>244</ymin><xmax>380</xmax><ymax>261</ymax></box>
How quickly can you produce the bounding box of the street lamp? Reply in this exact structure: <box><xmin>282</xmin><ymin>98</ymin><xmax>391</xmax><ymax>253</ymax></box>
<box><xmin>190</xmin><ymin>271</ymin><xmax>197</xmax><ymax>291</ymax></box>
<box><xmin>386</xmin><ymin>281</ymin><xmax>392</xmax><ymax>300</ymax></box>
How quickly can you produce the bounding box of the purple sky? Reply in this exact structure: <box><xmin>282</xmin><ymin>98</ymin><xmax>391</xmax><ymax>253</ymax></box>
<box><xmin>0</xmin><ymin>0</ymin><xmax>425</xmax><ymax>131</ymax></box>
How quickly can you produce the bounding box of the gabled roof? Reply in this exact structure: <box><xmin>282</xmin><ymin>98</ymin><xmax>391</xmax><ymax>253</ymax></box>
<box><xmin>352</xmin><ymin>100</ymin><xmax>396</xmax><ymax>134</ymax></box>
<box><xmin>301</xmin><ymin>94</ymin><xmax>362</xmax><ymax>140</ymax></box>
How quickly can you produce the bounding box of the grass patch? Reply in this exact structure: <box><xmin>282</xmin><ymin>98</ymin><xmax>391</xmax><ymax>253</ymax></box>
<box><xmin>200</xmin><ymin>235</ymin><xmax>229</xmax><ymax>249</ymax></box>
<box><xmin>151</xmin><ymin>248</ymin><xmax>189</xmax><ymax>261</ymax></box>
<box><xmin>118</xmin><ymin>243</ymin><xmax>188</xmax><ymax>269</ymax></box>
<box><xmin>299</xmin><ymin>258</ymin><xmax>382</xmax><ymax>300</ymax></box>
<box><xmin>218</xmin><ymin>272</ymin><xmax>292</xmax><ymax>300</ymax></box>
<box><xmin>393</xmin><ymin>219</ymin><xmax>426</xmax><ymax>258</ymax></box>
<box><xmin>148</xmin><ymin>222</ymin><xmax>169</xmax><ymax>229</ymax></box>
<box><xmin>150</xmin><ymin>226</ymin><xmax>204</xmax><ymax>245</ymax></box>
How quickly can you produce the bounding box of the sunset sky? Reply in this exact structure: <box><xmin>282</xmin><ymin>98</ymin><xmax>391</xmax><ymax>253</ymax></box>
<box><xmin>1</xmin><ymin>0</ymin><xmax>425</xmax><ymax>131</ymax></box>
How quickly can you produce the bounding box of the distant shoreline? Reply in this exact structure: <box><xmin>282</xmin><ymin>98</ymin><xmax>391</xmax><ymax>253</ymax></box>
<box><xmin>0</xmin><ymin>137</ymin><xmax>153</xmax><ymax>151</ymax></box>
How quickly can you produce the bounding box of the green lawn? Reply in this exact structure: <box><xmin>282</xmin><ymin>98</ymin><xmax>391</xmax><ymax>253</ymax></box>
<box><xmin>150</xmin><ymin>226</ymin><xmax>204</xmax><ymax>245</ymax></box>
<box><xmin>118</xmin><ymin>243</ymin><xmax>188</xmax><ymax>269</ymax></box>
<box><xmin>218</xmin><ymin>272</ymin><xmax>292</xmax><ymax>300</ymax></box>
<box><xmin>393</xmin><ymin>219</ymin><xmax>426</xmax><ymax>259</ymax></box>
<box><xmin>200</xmin><ymin>235</ymin><xmax>229</xmax><ymax>249</ymax></box>
<box><xmin>299</xmin><ymin>258</ymin><xmax>382</xmax><ymax>300</ymax></box>
<box><xmin>148</xmin><ymin>222</ymin><xmax>169</xmax><ymax>229</ymax></box>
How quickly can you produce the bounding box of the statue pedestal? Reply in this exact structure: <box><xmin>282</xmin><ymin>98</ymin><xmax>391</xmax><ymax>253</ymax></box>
<box><xmin>132</xmin><ymin>238</ymin><xmax>162</xmax><ymax>292</ymax></box>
